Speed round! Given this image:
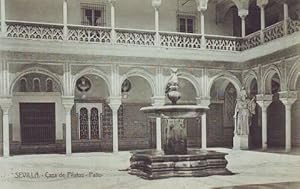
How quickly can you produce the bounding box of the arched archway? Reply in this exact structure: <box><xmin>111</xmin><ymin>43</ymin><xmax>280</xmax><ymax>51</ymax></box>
<box><xmin>292</xmin><ymin>76</ymin><xmax>300</xmax><ymax>148</ymax></box>
<box><xmin>248</xmin><ymin>78</ymin><xmax>262</xmax><ymax>149</ymax></box>
<box><xmin>10</xmin><ymin>71</ymin><xmax>64</xmax><ymax>155</ymax></box>
<box><xmin>209</xmin><ymin>78</ymin><xmax>239</xmax><ymax>147</ymax></box>
<box><xmin>72</xmin><ymin>74</ymin><xmax>111</xmax><ymax>152</ymax></box>
<box><xmin>119</xmin><ymin>75</ymin><xmax>155</xmax><ymax>150</ymax></box>
<box><xmin>267</xmin><ymin>73</ymin><xmax>285</xmax><ymax>148</ymax></box>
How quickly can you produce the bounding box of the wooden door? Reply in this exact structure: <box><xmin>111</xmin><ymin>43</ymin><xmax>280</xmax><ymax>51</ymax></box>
<box><xmin>20</xmin><ymin>103</ymin><xmax>55</xmax><ymax>144</ymax></box>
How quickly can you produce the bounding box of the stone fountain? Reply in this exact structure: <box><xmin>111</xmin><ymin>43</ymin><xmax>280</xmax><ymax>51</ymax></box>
<box><xmin>128</xmin><ymin>68</ymin><xmax>233</xmax><ymax>179</ymax></box>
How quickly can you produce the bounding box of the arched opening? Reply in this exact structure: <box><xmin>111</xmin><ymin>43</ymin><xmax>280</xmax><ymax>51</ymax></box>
<box><xmin>292</xmin><ymin>76</ymin><xmax>300</xmax><ymax>148</ymax></box>
<box><xmin>248</xmin><ymin>78</ymin><xmax>262</xmax><ymax>149</ymax></box>
<box><xmin>209</xmin><ymin>78</ymin><xmax>238</xmax><ymax>147</ymax></box>
<box><xmin>73</xmin><ymin>74</ymin><xmax>110</xmax><ymax>152</ymax></box>
<box><xmin>267</xmin><ymin>73</ymin><xmax>285</xmax><ymax>148</ymax></box>
<box><xmin>120</xmin><ymin>76</ymin><xmax>154</xmax><ymax>150</ymax></box>
<box><xmin>11</xmin><ymin>72</ymin><xmax>63</xmax><ymax>155</ymax></box>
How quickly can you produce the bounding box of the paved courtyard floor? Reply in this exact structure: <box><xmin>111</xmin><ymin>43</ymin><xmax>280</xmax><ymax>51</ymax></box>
<box><xmin>0</xmin><ymin>148</ymin><xmax>300</xmax><ymax>189</ymax></box>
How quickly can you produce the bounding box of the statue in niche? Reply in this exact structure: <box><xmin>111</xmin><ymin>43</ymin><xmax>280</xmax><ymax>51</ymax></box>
<box><xmin>233</xmin><ymin>87</ymin><xmax>256</xmax><ymax>135</ymax></box>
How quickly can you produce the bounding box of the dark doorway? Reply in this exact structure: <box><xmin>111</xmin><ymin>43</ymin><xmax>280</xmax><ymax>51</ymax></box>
<box><xmin>20</xmin><ymin>103</ymin><xmax>55</xmax><ymax>144</ymax></box>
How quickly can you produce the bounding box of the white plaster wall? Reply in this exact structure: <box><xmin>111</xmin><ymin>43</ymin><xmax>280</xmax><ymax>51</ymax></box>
<box><xmin>5</xmin><ymin>0</ymin><xmax>234</xmax><ymax>35</ymax></box>
<box><xmin>10</xmin><ymin>93</ymin><xmax>65</xmax><ymax>142</ymax></box>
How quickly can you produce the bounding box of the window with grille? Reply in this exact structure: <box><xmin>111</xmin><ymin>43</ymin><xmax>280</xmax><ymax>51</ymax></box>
<box><xmin>177</xmin><ymin>15</ymin><xmax>196</xmax><ymax>33</ymax></box>
<box><xmin>81</xmin><ymin>3</ymin><xmax>106</xmax><ymax>26</ymax></box>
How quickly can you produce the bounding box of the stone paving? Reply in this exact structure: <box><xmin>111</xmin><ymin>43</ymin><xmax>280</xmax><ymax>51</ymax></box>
<box><xmin>0</xmin><ymin>148</ymin><xmax>300</xmax><ymax>189</ymax></box>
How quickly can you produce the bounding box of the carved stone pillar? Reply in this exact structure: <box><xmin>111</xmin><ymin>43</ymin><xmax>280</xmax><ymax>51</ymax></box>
<box><xmin>109</xmin><ymin>96</ymin><xmax>121</xmax><ymax>153</ymax></box>
<box><xmin>63</xmin><ymin>0</ymin><xmax>68</xmax><ymax>40</ymax></box>
<box><xmin>0</xmin><ymin>97</ymin><xmax>12</xmax><ymax>157</ymax></box>
<box><xmin>256</xmin><ymin>94</ymin><xmax>272</xmax><ymax>150</ymax></box>
<box><xmin>152</xmin><ymin>96</ymin><xmax>165</xmax><ymax>151</ymax></box>
<box><xmin>238</xmin><ymin>9</ymin><xmax>249</xmax><ymax>37</ymax></box>
<box><xmin>108</xmin><ymin>0</ymin><xmax>117</xmax><ymax>43</ymax></box>
<box><xmin>62</xmin><ymin>96</ymin><xmax>74</xmax><ymax>155</ymax></box>
<box><xmin>283</xmin><ymin>2</ymin><xmax>289</xmax><ymax>35</ymax></box>
<box><xmin>257</xmin><ymin>0</ymin><xmax>268</xmax><ymax>43</ymax></box>
<box><xmin>152</xmin><ymin>0</ymin><xmax>161</xmax><ymax>46</ymax></box>
<box><xmin>196</xmin><ymin>96</ymin><xmax>210</xmax><ymax>150</ymax></box>
<box><xmin>279</xmin><ymin>91</ymin><xmax>297</xmax><ymax>152</ymax></box>
<box><xmin>1</xmin><ymin>0</ymin><xmax>6</xmax><ymax>37</ymax></box>
<box><xmin>196</xmin><ymin>0</ymin><xmax>208</xmax><ymax>49</ymax></box>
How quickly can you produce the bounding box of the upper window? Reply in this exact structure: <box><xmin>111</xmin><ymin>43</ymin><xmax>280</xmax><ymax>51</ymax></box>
<box><xmin>81</xmin><ymin>3</ymin><xmax>106</xmax><ymax>26</ymax></box>
<box><xmin>177</xmin><ymin>15</ymin><xmax>196</xmax><ymax>33</ymax></box>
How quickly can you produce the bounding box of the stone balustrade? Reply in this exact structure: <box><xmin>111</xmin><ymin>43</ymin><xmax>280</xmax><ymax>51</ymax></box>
<box><xmin>3</xmin><ymin>19</ymin><xmax>300</xmax><ymax>52</ymax></box>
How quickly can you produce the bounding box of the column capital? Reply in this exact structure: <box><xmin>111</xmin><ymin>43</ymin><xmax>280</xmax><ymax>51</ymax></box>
<box><xmin>238</xmin><ymin>9</ymin><xmax>249</xmax><ymax>18</ymax></box>
<box><xmin>151</xmin><ymin>96</ymin><xmax>165</xmax><ymax>106</ymax></box>
<box><xmin>108</xmin><ymin>96</ymin><xmax>122</xmax><ymax>110</ymax></box>
<box><xmin>196</xmin><ymin>96</ymin><xmax>210</xmax><ymax>107</ymax></box>
<box><xmin>62</xmin><ymin>96</ymin><xmax>74</xmax><ymax>112</ymax></box>
<box><xmin>256</xmin><ymin>94</ymin><xmax>272</xmax><ymax>110</ymax></box>
<box><xmin>279</xmin><ymin>91</ymin><xmax>297</xmax><ymax>107</ymax></box>
<box><xmin>152</xmin><ymin>0</ymin><xmax>161</xmax><ymax>9</ymax></box>
<box><xmin>108</xmin><ymin>0</ymin><xmax>117</xmax><ymax>6</ymax></box>
<box><xmin>257</xmin><ymin>0</ymin><xmax>268</xmax><ymax>8</ymax></box>
<box><xmin>0</xmin><ymin>97</ymin><xmax>12</xmax><ymax>113</ymax></box>
<box><xmin>195</xmin><ymin>0</ymin><xmax>208</xmax><ymax>12</ymax></box>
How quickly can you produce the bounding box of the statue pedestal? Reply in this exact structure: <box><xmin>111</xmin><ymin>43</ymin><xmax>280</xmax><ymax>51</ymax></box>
<box><xmin>233</xmin><ymin>135</ymin><xmax>249</xmax><ymax>150</ymax></box>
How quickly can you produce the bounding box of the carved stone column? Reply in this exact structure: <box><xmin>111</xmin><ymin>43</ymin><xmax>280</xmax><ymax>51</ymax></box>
<box><xmin>238</xmin><ymin>9</ymin><xmax>249</xmax><ymax>37</ymax></box>
<box><xmin>257</xmin><ymin>0</ymin><xmax>268</xmax><ymax>43</ymax></box>
<box><xmin>63</xmin><ymin>0</ymin><xmax>68</xmax><ymax>40</ymax></box>
<box><xmin>279</xmin><ymin>91</ymin><xmax>297</xmax><ymax>152</ymax></box>
<box><xmin>152</xmin><ymin>96</ymin><xmax>165</xmax><ymax>151</ymax></box>
<box><xmin>1</xmin><ymin>0</ymin><xmax>6</xmax><ymax>37</ymax></box>
<box><xmin>152</xmin><ymin>0</ymin><xmax>161</xmax><ymax>46</ymax></box>
<box><xmin>196</xmin><ymin>0</ymin><xmax>208</xmax><ymax>49</ymax></box>
<box><xmin>109</xmin><ymin>0</ymin><xmax>117</xmax><ymax>43</ymax></box>
<box><xmin>283</xmin><ymin>2</ymin><xmax>289</xmax><ymax>35</ymax></box>
<box><xmin>109</xmin><ymin>96</ymin><xmax>121</xmax><ymax>153</ymax></box>
<box><xmin>196</xmin><ymin>96</ymin><xmax>210</xmax><ymax>150</ymax></box>
<box><xmin>256</xmin><ymin>94</ymin><xmax>272</xmax><ymax>150</ymax></box>
<box><xmin>0</xmin><ymin>97</ymin><xmax>12</xmax><ymax>157</ymax></box>
<box><xmin>62</xmin><ymin>96</ymin><xmax>74</xmax><ymax>155</ymax></box>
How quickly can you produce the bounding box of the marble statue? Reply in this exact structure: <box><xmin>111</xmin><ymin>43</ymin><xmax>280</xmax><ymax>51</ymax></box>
<box><xmin>233</xmin><ymin>88</ymin><xmax>256</xmax><ymax>135</ymax></box>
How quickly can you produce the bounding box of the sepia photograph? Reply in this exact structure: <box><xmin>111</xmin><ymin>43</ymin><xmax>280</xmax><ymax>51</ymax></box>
<box><xmin>0</xmin><ymin>0</ymin><xmax>300</xmax><ymax>188</ymax></box>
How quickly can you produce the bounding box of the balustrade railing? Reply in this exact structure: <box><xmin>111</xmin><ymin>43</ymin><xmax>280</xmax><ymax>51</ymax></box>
<box><xmin>242</xmin><ymin>30</ymin><xmax>261</xmax><ymax>50</ymax></box>
<box><xmin>160</xmin><ymin>31</ymin><xmax>202</xmax><ymax>49</ymax></box>
<box><xmin>2</xmin><ymin>19</ymin><xmax>300</xmax><ymax>52</ymax></box>
<box><xmin>287</xmin><ymin>19</ymin><xmax>300</xmax><ymax>35</ymax></box>
<box><xmin>6</xmin><ymin>20</ymin><xmax>64</xmax><ymax>40</ymax></box>
<box><xmin>206</xmin><ymin>35</ymin><xmax>242</xmax><ymax>51</ymax></box>
<box><xmin>68</xmin><ymin>24</ymin><xmax>111</xmax><ymax>43</ymax></box>
<box><xmin>263</xmin><ymin>21</ymin><xmax>284</xmax><ymax>43</ymax></box>
<box><xmin>116</xmin><ymin>28</ymin><xmax>155</xmax><ymax>46</ymax></box>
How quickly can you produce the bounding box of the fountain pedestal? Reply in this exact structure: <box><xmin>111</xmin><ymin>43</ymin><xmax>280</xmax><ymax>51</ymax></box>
<box><xmin>128</xmin><ymin>105</ymin><xmax>233</xmax><ymax>179</ymax></box>
<box><xmin>128</xmin><ymin>68</ymin><xmax>232</xmax><ymax>179</ymax></box>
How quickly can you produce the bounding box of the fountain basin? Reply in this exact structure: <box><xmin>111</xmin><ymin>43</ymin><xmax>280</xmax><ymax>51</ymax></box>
<box><xmin>129</xmin><ymin>149</ymin><xmax>233</xmax><ymax>179</ymax></box>
<box><xmin>140</xmin><ymin>105</ymin><xmax>209</xmax><ymax>118</ymax></box>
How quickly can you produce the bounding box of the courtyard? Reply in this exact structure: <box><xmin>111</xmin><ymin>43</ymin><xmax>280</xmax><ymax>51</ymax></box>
<box><xmin>0</xmin><ymin>148</ymin><xmax>300</xmax><ymax>189</ymax></box>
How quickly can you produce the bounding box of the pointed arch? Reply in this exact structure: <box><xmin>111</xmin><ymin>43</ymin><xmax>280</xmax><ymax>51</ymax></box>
<box><xmin>72</xmin><ymin>67</ymin><xmax>111</xmax><ymax>96</ymax></box>
<box><xmin>262</xmin><ymin>64</ymin><xmax>282</xmax><ymax>94</ymax></box>
<box><xmin>243</xmin><ymin>69</ymin><xmax>259</xmax><ymax>94</ymax></box>
<box><xmin>208</xmin><ymin>71</ymin><xmax>242</xmax><ymax>97</ymax></box>
<box><xmin>287</xmin><ymin>58</ymin><xmax>300</xmax><ymax>91</ymax></box>
<box><xmin>10</xmin><ymin>67</ymin><xmax>63</xmax><ymax>95</ymax></box>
